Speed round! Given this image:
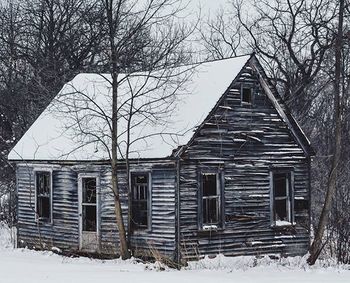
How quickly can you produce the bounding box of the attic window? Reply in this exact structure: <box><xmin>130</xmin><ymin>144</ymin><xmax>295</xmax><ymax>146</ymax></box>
<box><xmin>241</xmin><ymin>86</ymin><xmax>252</xmax><ymax>104</ymax></box>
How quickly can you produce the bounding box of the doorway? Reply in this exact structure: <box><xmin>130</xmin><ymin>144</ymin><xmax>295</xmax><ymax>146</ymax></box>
<box><xmin>78</xmin><ymin>175</ymin><xmax>99</xmax><ymax>252</ymax></box>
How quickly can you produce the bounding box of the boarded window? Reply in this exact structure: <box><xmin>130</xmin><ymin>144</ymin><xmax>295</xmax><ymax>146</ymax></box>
<box><xmin>202</xmin><ymin>173</ymin><xmax>220</xmax><ymax>225</ymax></box>
<box><xmin>272</xmin><ymin>172</ymin><xmax>292</xmax><ymax>223</ymax></box>
<box><xmin>82</xmin><ymin>178</ymin><xmax>97</xmax><ymax>231</ymax></box>
<box><xmin>36</xmin><ymin>171</ymin><xmax>51</xmax><ymax>222</ymax></box>
<box><xmin>242</xmin><ymin>87</ymin><xmax>252</xmax><ymax>104</ymax></box>
<box><xmin>131</xmin><ymin>173</ymin><xmax>149</xmax><ymax>230</ymax></box>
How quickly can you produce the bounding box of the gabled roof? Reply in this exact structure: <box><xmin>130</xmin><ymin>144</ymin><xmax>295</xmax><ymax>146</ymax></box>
<box><xmin>174</xmin><ymin>54</ymin><xmax>314</xmax><ymax>158</ymax></box>
<box><xmin>8</xmin><ymin>55</ymin><xmax>253</xmax><ymax>161</ymax></box>
<box><xmin>8</xmin><ymin>54</ymin><xmax>313</xmax><ymax>161</ymax></box>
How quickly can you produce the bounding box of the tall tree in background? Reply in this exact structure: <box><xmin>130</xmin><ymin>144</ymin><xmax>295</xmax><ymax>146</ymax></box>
<box><xmin>0</xmin><ymin>0</ymin><xmax>29</xmax><ymax>224</ymax></box>
<box><xmin>307</xmin><ymin>0</ymin><xmax>345</xmax><ymax>265</ymax></box>
<box><xmin>198</xmin><ymin>8</ymin><xmax>242</xmax><ymax>60</ymax></box>
<box><xmin>238</xmin><ymin>0</ymin><xmax>335</xmax><ymax>122</ymax></box>
<box><xmin>0</xmin><ymin>0</ymin><xmax>108</xmax><ymax>223</ymax></box>
<box><xmin>23</xmin><ymin>0</ymin><xmax>107</xmax><ymax>114</ymax></box>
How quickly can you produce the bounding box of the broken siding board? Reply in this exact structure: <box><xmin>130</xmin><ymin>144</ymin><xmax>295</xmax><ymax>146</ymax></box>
<box><xmin>179</xmin><ymin>64</ymin><xmax>310</xmax><ymax>260</ymax></box>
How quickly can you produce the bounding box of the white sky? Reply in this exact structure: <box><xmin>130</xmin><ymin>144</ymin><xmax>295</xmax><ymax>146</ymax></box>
<box><xmin>192</xmin><ymin>0</ymin><xmax>230</xmax><ymax>13</ymax></box>
<box><xmin>186</xmin><ymin>0</ymin><xmax>231</xmax><ymax>19</ymax></box>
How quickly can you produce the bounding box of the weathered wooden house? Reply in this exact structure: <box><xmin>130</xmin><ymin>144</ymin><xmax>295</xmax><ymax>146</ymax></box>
<box><xmin>8</xmin><ymin>54</ymin><xmax>313</xmax><ymax>262</ymax></box>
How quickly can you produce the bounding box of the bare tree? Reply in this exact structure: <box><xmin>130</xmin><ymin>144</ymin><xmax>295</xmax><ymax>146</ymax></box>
<box><xmin>307</xmin><ymin>0</ymin><xmax>345</xmax><ymax>265</ymax></box>
<box><xmin>48</xmin><ymin>0</ymin><xmax>194</xmax><ymax>259</ymax></box>
<box><xmin>198</xmin><ymin>8</ymin><xmax>243</xmax><ymax>60</ymax></box>
<box><xmin>0</xmin><ymin>0</ymin><xmax>29</xmax><ymax>225</ymax></box>
<box><xmin>22</xmin><ymin>0</ymin><xmax>107</xmax><ymax>108</ymax></box>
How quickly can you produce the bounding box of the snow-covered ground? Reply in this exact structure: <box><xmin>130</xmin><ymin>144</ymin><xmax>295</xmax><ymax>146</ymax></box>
<box><xmin>0</xmin><ymin>223</ymin><xmax>349</xmax><ymax>283</ymax></box>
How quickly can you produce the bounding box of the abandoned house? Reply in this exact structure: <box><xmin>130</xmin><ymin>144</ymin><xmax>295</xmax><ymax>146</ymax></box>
<box><xmin>8</xmin><ymin>54</ymin><xmax>314</xmax><ymax>262</ymax></box>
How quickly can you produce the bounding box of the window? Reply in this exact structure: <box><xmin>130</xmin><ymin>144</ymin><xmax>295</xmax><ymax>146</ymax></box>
<box><xmin>82</xmin><ymin>177</ymin><xmax>97</xmax><ymax>232</ymax></box>
<box><xmin>35</xmin><ymin>171</ymin><xmax>52</xmax><ymax>222</ymax></box>
<box><xmin>201</xmin><ymin>173</ymin><xmax>221</xmax><ymax>227</ymax></box>
<box><xmin>271</xmin><ymin>171</ymin><xmax>293</xmax><ymax>225</ymax></box>
<box><xmin>241</xmin><ymin>86</ymin><xmax>252</xmax><ymax>104</ymax></box>
<box><xmin>131</xmin><ymin>173</ymin><xmax>150</xmax><ymax>230</ymax></box>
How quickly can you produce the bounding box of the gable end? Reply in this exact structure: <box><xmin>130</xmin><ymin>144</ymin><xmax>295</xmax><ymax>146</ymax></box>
<box><xmin>176</xmin><ymin>54</ymin><xmax>313</xmax><ymax>159</ymax></box>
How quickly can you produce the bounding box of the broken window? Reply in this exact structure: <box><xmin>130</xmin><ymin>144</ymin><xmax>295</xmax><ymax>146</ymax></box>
<box><xmin>272</xmin><ymin>171</ymin><xmax>293</xmax><ymax>224</ymax></box>
<box><xmin>35</xmin><ymin>171</ymin><xmax>52</xmax><ymax>222</ymax></box>
<box><xmin>202</xmin><ymin>173</ymin><xmax>221</xmax><ymax>226</ymax></box>
<box><xmin>241</xmin><ymin>87</ymin><xmax>252</xmax><ymax>104</ymax></box>
<box><xmin>82</xmin><ymin>178</ymin><xmax>97</xmax><ymax>232</ymax></box>
<box><xmin>131</xmin><ymin>173</ymin><xmax>149</xmax><ymax>230</ymax></box>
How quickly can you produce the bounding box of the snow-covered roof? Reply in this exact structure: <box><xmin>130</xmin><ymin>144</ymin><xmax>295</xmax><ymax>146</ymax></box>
<box><xmin>8</xmin><ymin>55</ymin><xmax>251</xmax><ymax>161</ymax></box>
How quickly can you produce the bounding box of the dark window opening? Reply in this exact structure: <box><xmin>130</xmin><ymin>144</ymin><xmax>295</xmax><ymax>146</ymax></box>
<box><xmin>272</xmin><ymin>172</ymin><xmax>292</xmax><ymax>222</ymax></box>
<box><xmin>202</xmin><ymin>174</ymin><xmax>220</xmax><ymax>226</ymax></box>
<box><xmin>82</xmin><ymin>205</ymin><xmax>96</xmax><ymax>232</ymax></box>
<box><xmin>82</xmin><ymin>177</ymin><xmax>97</xmax><ymax>232</ymax></box>
<box><xmin>131</xmin><ymin>173</ymin><xmax>149</xmax><ymax>230</ymax></box>
<box><xmin>242</xmin><ymin>87</ymin><xmax>252</xmax><ymax>104</ymax></box>
<box><xmin>36</xmin><ymin>171</ymin><xmax>51</xmax><ymax>222</ymax></box>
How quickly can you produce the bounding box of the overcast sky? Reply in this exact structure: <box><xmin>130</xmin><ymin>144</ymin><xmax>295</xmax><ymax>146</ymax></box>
<box><xmin>192</xmin><ymin>0</ymin><xmax>229</xmax><ymax>11</ymax></box>
<box><xmin>187</xmin><ymin>0</ymin><xmax>231</xmax><ymax>17</ymax></box>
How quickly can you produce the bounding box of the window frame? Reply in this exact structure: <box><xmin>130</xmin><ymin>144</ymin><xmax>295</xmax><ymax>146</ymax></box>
<box><xmin>240</xmin><ymin>84</ymin><xmax>254</xmax><ymax>105</ymax></box>
<box><xmin>270</xmin><ymin>168</ymin><xmax>295</xmax><ymax>227</ymax></box>
<box><xmin>198</xmin><ymin>171</ymin><xmax>224</xmax><ymax>230</ymax></box>
<box><xmin>130</xmin><ymin>171</ymin><xmax>152</xmax><ymax>232</ymax></box>
<box><xmin>34</xmin><ymin>169</ymin><xmax>53</xmax><ymax>224</ymax></box>
<box><xmin>81</xmin><ymin>176</ymin><xmax>98</xmax><ymax>232</ymax></box>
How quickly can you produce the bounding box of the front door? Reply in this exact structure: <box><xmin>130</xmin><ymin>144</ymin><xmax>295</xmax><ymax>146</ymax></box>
<box><xmin>78</xmin><ymin>175</ymin><xmax>99</xmax><ymax>252</ymax></box>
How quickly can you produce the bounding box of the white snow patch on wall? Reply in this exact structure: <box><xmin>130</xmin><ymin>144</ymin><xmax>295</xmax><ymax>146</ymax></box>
<box><xmin>274</xmin><ymin>220</ymin><xmax>295</xmax><ymax>227</ymax></box>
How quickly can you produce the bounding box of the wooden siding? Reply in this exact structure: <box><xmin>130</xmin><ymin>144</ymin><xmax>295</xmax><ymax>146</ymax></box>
<box><xmin>16</xmin><ymin>160</ymin><xmax>177</xmax><ymax>259</ymax></box>
<box><xmin>17</xmin><ymin>165</ymin><xmax>80</xmax><ymax>251</ymax></box>
<box><xmin>98</xmin><ymin>161</ymin><xmax>177</xmax><ymax>258</ymax></box>
<box><xmin>178</xmin><ymin>62</ymin><xmax>310</xmax><ymax>260</ymax></box>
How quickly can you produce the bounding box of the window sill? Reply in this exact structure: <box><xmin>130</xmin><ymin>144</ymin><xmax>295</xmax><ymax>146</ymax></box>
<box><xmin>198</xmin><ymin>225</ymin><xmax>223</xmax><ymax>234</ymax></box>
<box><xmin>271</xmin><ymin>221</ymin><xmax>296</xmax><ymax>231</ymax></box>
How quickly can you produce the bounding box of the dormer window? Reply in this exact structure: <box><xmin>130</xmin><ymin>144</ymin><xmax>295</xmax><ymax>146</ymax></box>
<box><xmin>241</xmin><ymin>86</ymin><xmax>253</xmax><ymax>104</ymax></box>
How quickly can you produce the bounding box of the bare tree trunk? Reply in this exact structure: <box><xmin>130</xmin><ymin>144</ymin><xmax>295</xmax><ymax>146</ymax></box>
<box><xmin>125</xmin><ymin>93</ymin><xmax>134</xmax><ymax>249</ymax></box>
<box><xmin>106</xmin><ymin>0</ymin><xmax>130</xmax><ymax>260</ymax></box>
<box><xmin>308</xmin><ymin>0</ymin><xmax>344</xmax><ymax>265</ymax></box>
<box><xmin>111</xmin><ymin>75</ymin><xmax>130</xmax><ymax>259</ymax></box>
